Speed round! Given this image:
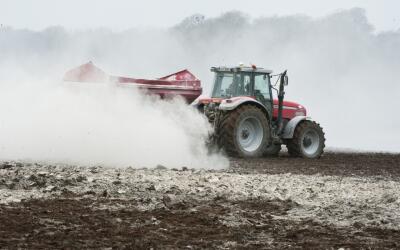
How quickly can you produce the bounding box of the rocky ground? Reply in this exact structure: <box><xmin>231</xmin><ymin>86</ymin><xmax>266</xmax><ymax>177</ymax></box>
<box><xmin>1</xmin><ymin>152</ymin><xmax>400</xmax><ymax>249</ymax></box>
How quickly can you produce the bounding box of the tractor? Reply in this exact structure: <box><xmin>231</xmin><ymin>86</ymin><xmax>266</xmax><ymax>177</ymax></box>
<box><xmin>192</xmin><ymin>65</ymin><xmax>325</xmax><ymax>158</ymax></box>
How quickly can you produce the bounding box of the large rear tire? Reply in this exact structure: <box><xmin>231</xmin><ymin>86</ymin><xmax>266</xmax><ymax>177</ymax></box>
<box><xmin>217</xmin><ymin>105</ymin><xmax>270</xmax><ymax>158</ymax></box>
<box><xmin>287</xmin><ymin>120</ymin><xmax>325</xmax><ymax>158</ymax></box>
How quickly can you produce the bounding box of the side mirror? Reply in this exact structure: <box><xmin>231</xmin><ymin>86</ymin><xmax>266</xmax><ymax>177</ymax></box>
<box><xmin>284</xmin><ymin>75</ymin><xmax>289</xmax><ymax>86</ymax></box>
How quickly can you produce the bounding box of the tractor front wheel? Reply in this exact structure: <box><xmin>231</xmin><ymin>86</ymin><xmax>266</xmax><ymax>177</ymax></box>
<box><xmin>287</xmin><ymin>121</ymin><xmax>325</xmax><ymax>158</ymax></box>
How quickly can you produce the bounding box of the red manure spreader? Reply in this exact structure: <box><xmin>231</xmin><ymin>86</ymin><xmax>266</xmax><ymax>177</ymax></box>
<box><xmin>65</xmin><ymin>62</ymin><xmax>325</xmax><ymax>158</ymax></box>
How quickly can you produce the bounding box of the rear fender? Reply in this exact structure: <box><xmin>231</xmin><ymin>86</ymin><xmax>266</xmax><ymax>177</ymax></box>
<box><xmin>218</xmin><ymin>98</ymin><xmax>272</xmax><ymax>124</ymax></box>
<box><xmin>281</xmin><ymin>116</ymin><xmax>311</xmax><ymax>139</ymax></box>
<box><xmin>219</xmin><ymin>97</ymin><xmax>268</xmax><ymax>114</ymax></box>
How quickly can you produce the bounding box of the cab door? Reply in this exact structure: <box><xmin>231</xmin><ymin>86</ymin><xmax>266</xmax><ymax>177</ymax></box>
<box><xmin>253</xmin><ymin>73</ymin><xmax>273</xmax><ymax>118</ymax></box>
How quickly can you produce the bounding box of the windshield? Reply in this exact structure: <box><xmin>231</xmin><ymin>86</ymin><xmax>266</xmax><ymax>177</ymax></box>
<box><xmin>212</xmin><ymin>72</ymin><xmax>252</xmax><ymax>98</ymax></box>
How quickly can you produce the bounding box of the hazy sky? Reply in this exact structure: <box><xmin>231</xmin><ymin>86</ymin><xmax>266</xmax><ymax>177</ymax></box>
<box><xmin>1</xmin><ymin>0</ymin><xmax>399</xmax><ymax>31</ymax></box>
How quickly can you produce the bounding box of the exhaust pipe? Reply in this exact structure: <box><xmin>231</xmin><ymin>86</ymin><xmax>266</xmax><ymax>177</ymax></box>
<box><xmin>276</xmin><ymin>70</ymin><xmax>287</xmax><ymax>135</ymax></box>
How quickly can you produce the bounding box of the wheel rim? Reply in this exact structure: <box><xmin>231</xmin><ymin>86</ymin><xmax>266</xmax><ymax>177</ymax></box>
<box><xmin>301</xmin><ymin>129</ymin><xmax>320</xmax><ymax>156</ymax></box>
<box><xmin>237</xmin><ymin>116</ymin><xmax>263</xmax><ymax>152</ymax></box>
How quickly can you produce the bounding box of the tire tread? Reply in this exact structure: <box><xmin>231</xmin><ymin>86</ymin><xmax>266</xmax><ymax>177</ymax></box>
<box><xmin>217</xmin><ymin>105</ymin><xmax>270</xmax><ymax>158</ymax></box>
<box><xmin>287</xmin><ymin>120</ymin><xmax>325</xmax><ymax>158</ymax></box>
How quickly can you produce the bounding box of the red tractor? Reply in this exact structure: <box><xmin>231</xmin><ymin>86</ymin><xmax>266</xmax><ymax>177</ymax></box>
<box><xmin>192</xmin><ymin>65</ymin><xmax>325</xmax><ymax>158</ymax></box>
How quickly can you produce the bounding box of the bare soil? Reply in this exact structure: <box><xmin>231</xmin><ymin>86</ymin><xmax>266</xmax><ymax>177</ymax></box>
<box><xmin>1</xmin><ymin>152</ymin><xmax>400</xmax><ymax>249</ymax></box>
<box><xmin>230</xmin><ymin>152</ymin><xmax>400</xmax><ymax>178</ymax></box>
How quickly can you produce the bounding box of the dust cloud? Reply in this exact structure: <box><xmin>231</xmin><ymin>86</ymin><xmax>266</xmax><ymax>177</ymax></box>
<box><xmin>0</xmin><ymin>8</ymin><xmax>399</xmax><ymax>168</ymax></box>
<box><xmin>0</xmin><ymin>76</ymin><xmax>228</xmax><ymax>168</ymax></box>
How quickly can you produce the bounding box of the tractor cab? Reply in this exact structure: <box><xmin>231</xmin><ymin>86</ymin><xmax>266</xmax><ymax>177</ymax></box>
<box><xmin>210</xmin><ymin>66</ymin><xmax>275</xmax><ymax>118</ymax></box>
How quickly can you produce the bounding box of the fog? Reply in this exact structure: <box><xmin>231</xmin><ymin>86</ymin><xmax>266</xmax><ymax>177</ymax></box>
<box><xmin>0</xmin><ymin>8</ymin><xmax>399</xmax><ymax>168</ymax></box>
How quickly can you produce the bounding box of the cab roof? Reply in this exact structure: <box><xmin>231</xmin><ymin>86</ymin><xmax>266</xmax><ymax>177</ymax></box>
<box><xmin>211</xmin><ymin>66</ymin><xmax>273</xmax><ymax>74</ymax></box>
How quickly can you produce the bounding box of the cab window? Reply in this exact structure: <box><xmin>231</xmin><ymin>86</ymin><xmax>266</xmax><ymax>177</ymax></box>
<box><xmin>235</xmin><ymin>73</ymin><xmax>251</xmax><ymax>96</ymax></box>
<box><xmin>212</xmin><ymin>73</ymin><xmax>234</xmax><ymax>97</ymax></box>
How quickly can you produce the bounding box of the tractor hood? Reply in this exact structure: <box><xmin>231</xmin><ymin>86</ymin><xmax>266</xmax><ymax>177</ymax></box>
<box><xmin>272</xmin><ymin>99</ymin><xmax>307</xmax><ymax>120</ymax></box>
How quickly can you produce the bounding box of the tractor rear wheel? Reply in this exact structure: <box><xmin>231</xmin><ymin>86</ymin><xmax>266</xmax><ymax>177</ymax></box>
<box><xmin>287</xmin><ymin>120</ymin><xmax>325</xmax><ymax>158</ymax></box>
<box><xmin>217</xmin><ymin>105</ymin><xmax>270</xmax><ymax>158</ymax></box>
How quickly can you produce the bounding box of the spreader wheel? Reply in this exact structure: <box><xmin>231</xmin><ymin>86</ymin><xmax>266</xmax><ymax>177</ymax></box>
<box><xmin>287</xmin><ymin>120</ymin><xmax>325</xmax><ymax>158</ymax></box>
